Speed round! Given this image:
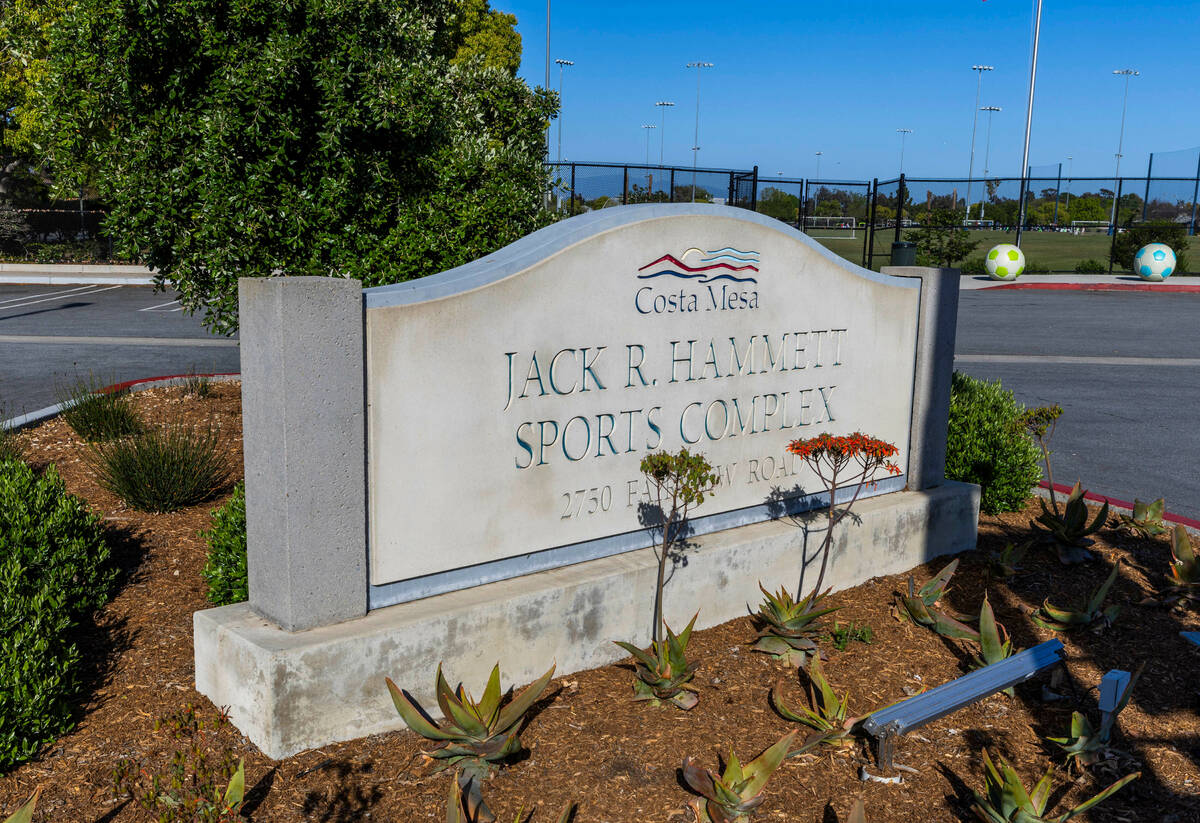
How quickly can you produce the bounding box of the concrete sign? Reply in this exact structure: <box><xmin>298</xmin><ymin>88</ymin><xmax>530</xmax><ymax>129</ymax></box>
<box><xmin>364</xmin><ymin>206</ymin><xmax>920</xmax><ymax>600</ymax></box>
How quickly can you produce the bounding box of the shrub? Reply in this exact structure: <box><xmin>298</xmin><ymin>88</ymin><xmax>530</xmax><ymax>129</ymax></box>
<box><xmin>1023</xmin><ymin>259</ymin><xmax>1050</xmax><ymax>274</ymax></box>
<box><xmin>945</xmin><ymin>372</ymin><xmax>1043</xmax><ymax>514</ymax></box>
<box><xmin>201</xmin><ymin>483</ymin><xmax>247</xmax><ymax>606</ymax></box>
<box><xmin>1074</xmin><ymin>258</ymin><xmax>1107</xmax><ymax>274</ymax></box>
<box><xmin>904</xmin><ymin>209</ymin><xmax>980</xmax><ymax>267</ymax></box>
<box><xmin>0</xmin><ymin>417</ymin><xmax>20</xmax><ymax>464</ymax></box>
<box><xmin>92</xmin><ymin>423</ymin><xmax>230</xmax><ymax>513</ymax></box>
<box><xmin>0</xmin><ymin>460</ymin><xmax>114</xmax><ymax>771</ymax></box>
<box><xmin>1110</xmin><ymin>220</ymin><xmax>1191</xmax><ymax>273</ymax></box>
<box><xmin>960</xmin><ymin>256</ymin><xmax>987</xmax><ymax>275</ymax></box>
<box><xmin>57</xmin><ymin>376</ymin><xmax>142</xmax><ymax>441</ymax></box>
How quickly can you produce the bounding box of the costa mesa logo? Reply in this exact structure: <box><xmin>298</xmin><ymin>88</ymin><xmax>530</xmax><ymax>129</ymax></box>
<box><xmin>634</xmin><ymin>247</ymin><xmax>761</xmax><ymax>314</ymax></box>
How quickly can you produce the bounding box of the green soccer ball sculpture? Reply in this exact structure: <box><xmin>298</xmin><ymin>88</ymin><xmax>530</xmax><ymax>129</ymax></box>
<box><xmin>985</xmin><ymin>244</ymin><xmax>1025</xmax><ymax>281</ymax></box>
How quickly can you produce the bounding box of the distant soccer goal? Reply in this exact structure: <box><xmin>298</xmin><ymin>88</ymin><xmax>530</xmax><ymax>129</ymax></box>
<box><xmin>1070</xmin><ymin>220</ymin><xmax>1110</xmax><ymax>234</ymax></box>
<box><xmin>803</xmin><ymin>215</ymin><xmax>857</xmax><ymax>238</ymax></box>
<box><xmin>962</xmin><ymin>219</ymin><xmax>995</xmax><ymax>230</ymax></box>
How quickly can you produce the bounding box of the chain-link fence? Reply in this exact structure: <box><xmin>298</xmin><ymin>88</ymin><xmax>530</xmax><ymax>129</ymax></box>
<box><xmin>546</xmin><ymin>161</ymin><xmax>759</xmax><ymax>213</ymax></box>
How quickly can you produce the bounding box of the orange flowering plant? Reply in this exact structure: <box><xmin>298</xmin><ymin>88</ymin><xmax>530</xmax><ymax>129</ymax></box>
<box><xmin>786</xmin><ymin>432</ymin><xmax>901</xmax><ymax>599</ymax></box>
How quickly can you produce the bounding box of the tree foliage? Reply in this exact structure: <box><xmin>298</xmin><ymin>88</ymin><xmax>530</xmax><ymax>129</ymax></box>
<box><xmin>38</xmin><ymin>0</ymin><xmax>556</xmax><ymax>333</ymax></box>
<box><xmin>756</xmin><ymin>186</ymin><xmax>799</xmax><ymax>223</ymax></box>
<box><xmin>904</xmin><ymin>208</ymin><xmax>979</xmax><ymax>267</ymax></box>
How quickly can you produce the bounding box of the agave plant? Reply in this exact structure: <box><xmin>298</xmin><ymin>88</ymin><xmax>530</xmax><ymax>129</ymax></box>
<box><xmin>971</xmin><ymin>749</ymin><xmax>1139</xmax><ymax>822</ymax></box>
<box><xmin>750</xmin><ymin>583</ymin><xmax>839</xmax><ymax>667</ymax></box>
<box><xmin>971</xmin><ymin>593</ymin><xmax>1015</xmax><ymax>693</ymax></box>
<box><xmin>771</xmin><ymin>654</ymin><xmax>868</xmax><ymax>748</ymax></box>
<box><xmin>614</xmin><ymin>613</ymin><xmax>700</xmax><ymax>710</ymax></box>
<box><xmin>988</xmin><ymin>541</ymin><xmax>1030</xmax><ymax>580</ymax></box>
<box><xmin>387</xmin><ymin>662</ymin><xmax>556</xmax><ymax>781</ymax></box>
<box><xmin>446</xmin><ymin>776</ymin><xmax>575</xmax><ymax>823</ymax></box>
<box><xmin>1046</xmin><ymin>662</ymin><xmax>1143</xmax><ymax>770</ymax></box>
<box><xmin>1113</xmin><ymin>497</ymin><xmax>1168</xmax><ymax>538</ymax></box>
<box><xmin>682</xmin><ymin>730</ymin><xmax>797</xmax><ymax>823</ymax></box>
<box><xmin>1032</xmin><ymin>482</ymin><xmax>1110</xmax><ymax>564</ymax></box>
<box><xmin>1168</xmin><ymin>524</ymin><xmax>1200</xmax><ymax>589</ymax></box>
<box><xmin>2</xmin><ymin>789</ymin><xmax>40</xmax><ymax>823</ymax></box>
<box><xmin>1032</xmin><ymin>562</ymin><xmax>1121</xmax><ymax>633</ymax></box>
<box><xmin>896</xmin><ymin>559</ymin><xmax>980</xmax><ymax>641</ymax></box>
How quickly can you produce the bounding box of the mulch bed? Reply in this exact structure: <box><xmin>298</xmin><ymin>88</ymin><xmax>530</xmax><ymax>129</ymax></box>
<box><xmin>2</xmin><ymin>383</ymin><xmax>1199</xmax><ymax>822</ymax></box>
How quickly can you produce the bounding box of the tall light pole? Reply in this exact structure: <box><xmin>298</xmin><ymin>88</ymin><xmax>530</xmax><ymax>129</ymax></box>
<box><xmin>642</xmin><ymin>124</ymin><xmax>656</xmax><ymax>166</ymax></box>
<box><xmin>544</xmin><ymin>1</ymin><xmax>551</xmax><ymax>159</ymax></box>
<box><xmin>686</xmin><ymin>61</ymin><xmax>714</xmax><ymax>202</ymax></box>
<box><xmin>1015</xmin><ymin>0</ymin><xmax>1043</xmax><ymax>247</ymax></box>
<box><xmin>554</xmin><ymin>59</ymin><xmax>573</xmax><ymax>163</ymax></box>
<box><xmin>896</xmin><ymin>129</ymin><xmax>912</xmax><ymax>174</ymax></box>
<box><xmin>814</xmin><ymin>151</ymin><xmax>823</xmax><ymax>181</ymax></box>
<box><xmin>979</xmin><ymin>106</ymin><xmax>1001</xmax><ymax>220</ymax></box>
<box><xmin>1108</xmin><ymin>68</ymin><xmax>1139</xmax><ymax>231</ymax></box>
<box><xmin>1064</xmin><ymin>154</ymin><xmax>1073</xmax><ymax>214</ymax></box>
<box><xmin>965</xmin><ymin>64</ymin><xmax>994</xmax><ymax>219</ymax></box>
<box><xmin>655</xmin><ymin>100</ymin><xmax>674</xmax><ymax>165</ymax></box>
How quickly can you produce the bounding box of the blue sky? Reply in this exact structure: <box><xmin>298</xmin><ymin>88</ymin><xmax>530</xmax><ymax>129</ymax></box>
<box><xmin>494</xmin><ymin>0</ymin><xmax>1198</xmax><ymax>181</ymax></box>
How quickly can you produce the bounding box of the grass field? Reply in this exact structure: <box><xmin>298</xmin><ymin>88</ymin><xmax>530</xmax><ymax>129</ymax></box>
<box><xmin>811</xmin><ymin>228</ymin><xmax>1194</xmax><ymax>273</ymax></box>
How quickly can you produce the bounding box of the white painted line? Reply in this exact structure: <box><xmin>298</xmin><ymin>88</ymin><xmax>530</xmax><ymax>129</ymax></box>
<box><xmin>138</xmin><ymin>298</ymin><xmax>181</xmax><ymax>312</ymax></box>
<box><xmin>0</xmin><ymin>284</ymin><xmax>121</xmax><ymax>311</ymax></box>
<box><xmin>0</xmin><ymin>284</ymin><xmax>98</xmax><ymax>305</ymax></box>
<box><xmin>956</xmin><ymin>354</ymin><xmax>1200</xmax><ymax>367</ymax></box>
<box><xmin>0</xmin><ymin>334</ymin><xmax>238</xmax><ymax>348</ymax></box>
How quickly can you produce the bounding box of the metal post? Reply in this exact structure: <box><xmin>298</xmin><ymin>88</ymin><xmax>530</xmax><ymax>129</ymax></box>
<box><xmin>569</xmin><ymin>163</ymin><xmax>576</xmax><ymax>215</ymax></box>
<box><xmin>750</xmin><ymin>166</ymin><xmax>758</xmax><ymax>211</ymax></box>
<box><xmin>555</xmin><ymin>59</ymin><xmax>573</xmax><ymax>164</ymax></box>
<box><xmin>867</xmin><ymin>178</ymin><xmax>879</xmax><ymax>270</ymax></box>
<box><xmin>894</xmin><ymin>174</ymin><xmax>907</xmax><ymax>246</ymax></box>
<box><xmin>1190</xmin><ymin>152</ymin><xmax>1200</xmax><ymax>236</ymax></box>
<box><xmin>1015</xmin><ymin>0</ymin><xmax>1043</xmax><ymax>248</ymax></box>
<box><xmin>1108</xmin><ymin>177</ymin><xmax>1124</xmax><ymax>273</ymax></box>
<box><xmin>1108</xmin><ymin>69</ymin><xmax>1138</xmax><ymax>231</ymax></box>
<box><xmin>656</xmin><ymin>101</ymin><xmax>674</xmax><ymax>166</ymax></box>
<box><xmin>860</xmin><ymin>180</ymin><xmax>873</xmax><ymax>267</ymax></box>
<box><xmin>1052</xmin><ymin>163</ymin><xmax>1061</xmax><ymax>226</ymax></box>
<box><xmin>543</xmin><ymin>0</ymin><xmax>551</xmax><ymax>158</ymax></box>
<box><xmin>1143</xmin><ymin>153</ymin><xmax>1153</xmax><ymax>221</ymax></box>
<box><xmin>686</xmin><ymin>61</ymin><xmax>714</xmax><ymax>202</ymax></box>
<box><xmin>622</xmin><ymin>165</ymin><xmax>629</xmax><ymax>206</ymax></box>
<box><xmin>670</xmin><ymin>168</ymin><xmax>676</xmax><ymax>203</ymax></box>
<box><xmin>965</xmin><ymin>65</ymin><xmax>993</xmax><ymax>220</ymax></box>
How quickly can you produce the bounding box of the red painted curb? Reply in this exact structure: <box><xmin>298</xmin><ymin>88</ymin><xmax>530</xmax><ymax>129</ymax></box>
<box><xmin>1038</xmin><ymin>480</ymin><xmax>1200</xmax><ymax>531</ymax></box>
<box><xmin>102</xmin><ymin>372</ymin><xmax>240</xmax><ymax>394</ymax></box>
<box><xmin>985</xmin><ymin>282</ymin><xmax>1200</xmax><ymax>293</ymax></box>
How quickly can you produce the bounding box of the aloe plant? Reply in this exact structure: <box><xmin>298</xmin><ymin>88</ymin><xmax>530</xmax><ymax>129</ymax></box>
<box><xmin>2</xmin><ymin>789</ymin><xmax>40</xmax><ymax>823</ymax></box>
<box><xmin>1047</xmin><ymin>662</ymin><xmax>1143</xmax><ymax>769</ymax></box>
<box><xmin>750</xmin><ymin>584</ymin><xmax>839</xmax><ymax>667</ymax></box>
<box><xmin>772</xmin><ymin>655</ymin><xmax>869</xmax><ymax>748</ymax></box>
<box><xmin>970</xmin><ymin>749</ymin><xmax>1138</xmax><ymax>822</ymax></box>
<box><xmin>682</xmin><ymin>730</ymin><xmax>797</xmax><ymax>822</ymax></box>
<box><xmin>971</xmin><ymin>593</ymin><xmax>1015</xmax><ymax>693</ymax></box>
<box><xmin>614</xmin><ymin>613</ymin><xmax>700</xmax><ymax>710</ymax></box>
<box><xmin>1114</xmin><ymin>497</ymin><xmax>1168</xmax><ymax>538</ymax></box>
<box><xmin>387</xmin><ymin>663</ymin><xmax>556</xmax><ymax>781</ymax></box>
<box><xmin>447</xmin><ymin>776</ymin><xmax>574</xmax><ymax>823</ymax></box>
<box><xmin>1168</xmin><ymin>524</ymin><xmax>1200</xmax><ymax>589</ymax></box>
<box><xmin>988</xmin><ymin>541</ymin><xmax>1030</xmax><ymax>579</ymax></box>
<box><xmin>1032</xmin><ymin>482</ymin><xmax>1110</xmax><ymax>563</ymax></box>
<box><xmin>897</xmin><ymin>559</ymin><xmax>980</xmax><ymax>641</ymax></box>
<box><xmin>1032</xmin><ymin>562</ymin><xmax>1121</xmax><ymax>632</ymax></box>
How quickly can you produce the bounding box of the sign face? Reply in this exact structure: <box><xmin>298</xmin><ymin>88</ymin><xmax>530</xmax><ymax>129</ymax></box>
<box><xmin>364</xmin><ymin>207</ymin><xmax>920</xmax><ymax>590</ymax></box>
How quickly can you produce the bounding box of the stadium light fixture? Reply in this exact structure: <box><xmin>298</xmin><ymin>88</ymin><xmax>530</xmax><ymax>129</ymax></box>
<box><xmin>1015</xmin><ymin>0</ymin><xmax>1043</xmax><ymax>248</ymax></box>
<box><xmin>896</xmin><ymin>129</ymin><xmax>913</xmax><ymax>173</ymax></box>
<box><xmin>554</xmin><ymin>59</ymin><xmax>574</xmax><ymax>164</ymax></box>
<box><xmin>642</xmin><ymin>124</ymin><xmax>657</xmax><ymax>166</ymax></box>
<box><xmin>979</xmin><ymin>107</ymin><xmax>1001</xmax><ymax>220</ymax></box>
<box><xmin>686</xmin><ymin>61</ymin><xmax>715</xmax><ymax>202</ymax></box>
<box><xmin>655</xmin><ymin>101</ymin><xmax>675</xmax><ymax>165</ymax></box>
<box><xmin>1064</xmin><ymin>154</ymin><xmax>1073</xmax><ymax>212</ymax></box>
<box><xmin>1108</xmin><ymin>69</ymin><xmax>1140</xmax><ymax>230</ymax></box>
<box><xmin>965</xmin><ymin>65</ymin><xmax>994</xmax><ymax>220</ymax></box>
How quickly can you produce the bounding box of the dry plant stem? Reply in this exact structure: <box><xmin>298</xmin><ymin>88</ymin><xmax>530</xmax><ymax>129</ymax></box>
<box><xmin>1038</xmin><ymin>419</ymin><xmax>1059</xmax><ymax>515</ymax></box>
<box><xmin>807</xmin><ymin>460</ymin><xmax>876</xmax><ymax>600</ymax></box>
<box><xmin>652</xmin><ymin>480</ymin><xmax>683</xmax><ymax>645</ymax></box>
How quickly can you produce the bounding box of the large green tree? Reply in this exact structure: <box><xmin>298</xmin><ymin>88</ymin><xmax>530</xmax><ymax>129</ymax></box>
<box><xmin>38</xmin><ymin>0</ymin><xmax>556</xmax><ymax>333</ymax></box>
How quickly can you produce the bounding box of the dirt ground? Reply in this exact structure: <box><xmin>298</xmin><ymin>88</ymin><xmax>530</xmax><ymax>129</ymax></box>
<box><xmin>2</xmin><ymin>383</ymin><xmax>1198</xmax><ymax>822</ymax></box>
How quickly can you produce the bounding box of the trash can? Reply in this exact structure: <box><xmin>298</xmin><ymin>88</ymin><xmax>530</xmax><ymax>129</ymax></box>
<box><xmin>890</xmin><ymin>241</ymin><xmax>917</xmax><ymax>267</ymax></box>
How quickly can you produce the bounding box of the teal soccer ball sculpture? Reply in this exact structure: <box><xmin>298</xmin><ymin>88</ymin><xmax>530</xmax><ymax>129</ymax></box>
<box><xmin>985</xmin><ymin>244</ymin><xmax>1025</xmax><ymax>281</ymax></box>
<box><xmin>1135</xmin><ymin>243</ymin><xmax>1176</xmax><ymax>281</ymax></box>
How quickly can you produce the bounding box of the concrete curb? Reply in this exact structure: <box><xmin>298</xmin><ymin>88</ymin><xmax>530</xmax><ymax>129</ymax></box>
<box><xmin>987</xmin><ymin>282</ymin><xmax>1200</xmax><ymax>293</ymax></box>
<box><xmin>1034</xmin><ymin>480</ymin><xmax>1200</xmax><ymax>533</ymax></box>
<box><xmin>2</xmin><ymin>372</ymin><xmax>241</xmax><ymax>432</ymax></box>
<box><xmin>0</xmin><ymin>263</ymin><xmax>155</xmax><ymax>285</ymax></box>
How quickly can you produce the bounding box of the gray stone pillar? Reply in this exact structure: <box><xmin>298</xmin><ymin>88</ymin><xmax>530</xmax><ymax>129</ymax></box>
<box><xmin>239</xmin><ymin>277</ymin><xmax>367</xmax><ymax>631</ymax></box>
<box><xmin>881</xmin><ymin>267</ymin><xmax>959</xmax><ymax>491</ymax></box>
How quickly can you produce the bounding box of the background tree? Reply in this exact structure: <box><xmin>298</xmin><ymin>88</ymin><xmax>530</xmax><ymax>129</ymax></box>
<box><xmin>904</xmin><ymin>208</ymin><xmax>979</xmax><ymax>267</ymax></box>
<box><xmin>755</xmin><ymin>186</ymin><xmax>799</xmax><ymax>223</ymax></box>
<box><xmin>37</xmin><ymin>0</ymin><xmax>556</xmax><ymax>333</ymax></box>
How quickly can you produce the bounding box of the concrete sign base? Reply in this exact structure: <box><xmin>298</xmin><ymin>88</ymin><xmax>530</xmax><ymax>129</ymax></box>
<box><xmin>195</xmin><ymin>481</ymin><xmax>978</xmax><ymax>759</ymax></box>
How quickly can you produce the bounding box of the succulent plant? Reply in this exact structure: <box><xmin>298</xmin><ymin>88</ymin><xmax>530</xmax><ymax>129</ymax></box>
<box><xmin>682</xmin><ymin>730</ymin><xmax>796</xmax><ymax>822</ymax></box>
<box><xmin>750</xmin><ymin>584</ymin><xmax>839</xmax><ymax>667</ymax></box>
<box><xmin>896</xmin><ymin>559</ymin><xmax>980</xmax><ymax>641</ymax></box>
<box><xmin>1046</xmin><ymin>662</ymin><xmax>1143</xmax><ymax>770</ymax></box>
<box><xmin>1032</xmin><ymin>481</ymin><xmax>1110</xmax><ymax>563</ymax></box>
<box><xmin>614</xmin><ymin>613</ymin><xmax>700</xmax><ymax>710</ymax></box>
<box><xmin>447</xmin><ymin>776</ymin><xmax>575</xmax><ymax>823</ymax></box>
<box><xmin>971</xmin><ymin>593</ymin><xmax>1015</xmax><ymax>693</ymax></box>
<box><xmin>1168</xmin><ymin>524</ymin><xmax>1200</xmax><ymax>588</ymax></box>
<box><xmin>1113</xmin><ymin>497</ymin><xmax>1168</xmax><ymax>538</ymax></box>
<box><xmin>2</xmin><ymin>789</ymin><xmax>40</xmax><ymax>823</ymax></box>
<box><xmin>988</xmin><ymin>541</ymin><xmax>1030</xmax><ymax>580</ymax></box>
<box><xmin>771</xmin><ymin>654</ymin><xmax>868</xmax><ymax>748</ymax></box>
<box><xmin>970</xmin><ymin>748</ymin><xmax>1139</xmax><ymax>822</ymax></box>
<box><xmin>1032</xmin><ymin>562</ymin><xmax>1121</xmax><ymax>632</ymax></box>
<box><xmin>387</xmin><ymin>662</ymin><xmax>556</xmax><ymax>780</ymax></box>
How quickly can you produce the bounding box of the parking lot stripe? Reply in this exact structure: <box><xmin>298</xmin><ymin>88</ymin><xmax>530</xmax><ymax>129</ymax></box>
<box><xmin>0</xmin><ymin>284</ymin><xmax>100</xmax><ymax>306</ymax></box>
<box><xmin>138</xmin><ymin>299</ymin><xmax>182</xmax><ymax>312</ymax></box>
<box><xmin>956</xmin><ymin>354</ymin><xmax>1200</xmax><ymax>367</ymax></box>
<box><xmin>0</xmin><ymin>334</ymin><xmax>237</xmax><ymax>347</ymax></box>
<box><xmin>0</xmin><ymin>284</ymin><xmax>122</xmax><ymax>311</ymax></box>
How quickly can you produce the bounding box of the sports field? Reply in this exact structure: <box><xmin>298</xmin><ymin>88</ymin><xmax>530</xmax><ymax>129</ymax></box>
<box><xmin>810</xmin><ymin>228</ymin><xmax>1194</xmax><ymax>273</ymax></box>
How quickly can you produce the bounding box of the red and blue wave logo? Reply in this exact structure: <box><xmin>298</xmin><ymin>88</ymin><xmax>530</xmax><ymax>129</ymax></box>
<box><xmin>637</xmin><ymin>247</ymin><xmax>759</xmax><ymax>285</ymax></box>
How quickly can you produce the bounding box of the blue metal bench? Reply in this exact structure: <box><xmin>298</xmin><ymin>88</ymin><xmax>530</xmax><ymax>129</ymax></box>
<box><xmin>861</xmin><ymin>639</ymin><xmax>1064</xmax><ymax>769</ymax></box>
<box><xmin>1183</xmin><ymin>631</ymin><xmax>1200</xmax><ymax>648</ymax></box>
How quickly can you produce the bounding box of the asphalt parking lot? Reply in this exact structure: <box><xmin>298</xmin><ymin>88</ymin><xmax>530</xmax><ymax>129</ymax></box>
<box><xmin>2</xmin><ymin>282</ymin><xmax>1196</xmax><ymax>522</ymax></box>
